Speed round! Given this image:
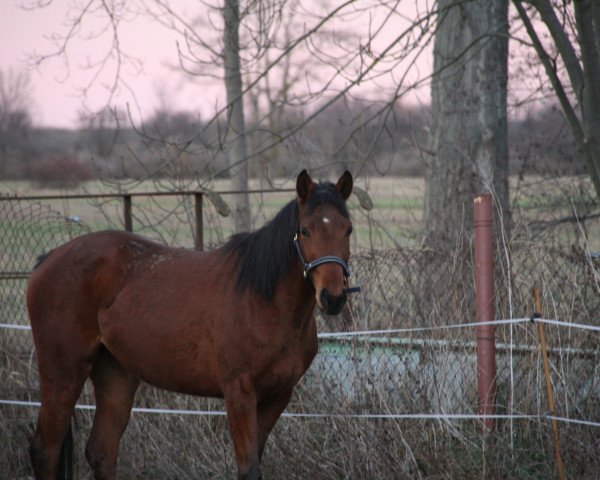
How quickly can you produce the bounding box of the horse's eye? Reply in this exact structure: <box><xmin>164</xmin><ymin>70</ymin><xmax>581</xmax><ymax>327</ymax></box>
<box><xmin>346</xmin><ymin>226</ymin><xmax>353</xmax><ymax>236</ymax></box>
<box><xmin>300</xmin><ymin>227</ymin><xmax>310</xmax><ymax>238</ymax></box>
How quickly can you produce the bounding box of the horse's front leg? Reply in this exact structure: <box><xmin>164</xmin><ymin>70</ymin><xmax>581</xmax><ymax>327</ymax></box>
<box><xmin>223</xmin><ymin>375</ymin><xmax>261</xmax><ymax>480</ymax></box>
<box><xmin>257</xmin><ymin>389</ymin><xmax>293</xmax><ymax>462</ymax></box>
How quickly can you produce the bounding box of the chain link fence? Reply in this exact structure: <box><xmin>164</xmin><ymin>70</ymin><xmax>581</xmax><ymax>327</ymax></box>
<box><xmin>303</xmin><ymin>245</ymin><xmax>600</xmax><ymax>420</ymax></box>
<box><xmin>0</xmin><ymin>197</ymin><xmax>90</xmax><ymax>353</ymax></box>
<box><xmin>1</xmin><ymin>194</ymin><xmax>599</xmax><ymax>478</ymax></box>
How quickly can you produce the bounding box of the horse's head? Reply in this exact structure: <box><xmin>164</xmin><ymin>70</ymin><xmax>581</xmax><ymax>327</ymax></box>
<box><xmin>295</xmin><ymin>170</ymin><xmax>353</xmax><ymax>315</ymax></box>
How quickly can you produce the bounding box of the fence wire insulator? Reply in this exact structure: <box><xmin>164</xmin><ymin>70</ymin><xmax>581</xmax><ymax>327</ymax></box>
<box><xmin>530</xmin><ymin>312</ymin><xmax>542</xmax><ymax>324</ymax></box>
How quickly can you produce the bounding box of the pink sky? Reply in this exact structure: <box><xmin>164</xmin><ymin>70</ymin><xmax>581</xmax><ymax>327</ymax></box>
<box><xmin>1</xmin><ymin>1</ymin><xmax>557</xmax><ymax>130</ymax></box>
<box><xmin>4</xmin><ymin>1</ymin><xmax>559</xmax><ymax>132</ymax></box>
<box><xmin>1</xmin><ymin>1</ymin><xmax>197</xmax><ymax>128</ymax></box>
<box><xmin>1</xmin><ymin>1</ymin><xmax>436</xmax><ymax>129</ymax></box>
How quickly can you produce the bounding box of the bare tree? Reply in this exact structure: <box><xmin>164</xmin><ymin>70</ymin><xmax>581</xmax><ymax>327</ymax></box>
<box><xmin>513</xmin><ymin>0</ymin><xmax>600</xmax><ymax>201</ymax></box>
<box><xmin>78</xmin><ymin>107</ymin><xmax>124</xmax><ymax>159</ymax></box>
<box><xmin>0</xmin><ymin>68</ymin><xmax>34</xmax><ymax>177</ymax></box>
<box><xmin>424</xmin><ymin>0</ymin><xmax>510</xmax><ymax>246</ymax></box>
<box><xmin>223</xmin><ymin>0</ymin><xmax>251</xmax><ymax>231</ymax></box>
<box><xmin>25</xmin><ymin>1</ymin><xmax>442</xmax><ymax>238</ymax></box>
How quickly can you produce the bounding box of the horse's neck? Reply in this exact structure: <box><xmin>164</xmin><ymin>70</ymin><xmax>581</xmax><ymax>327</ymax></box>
<box><xmin>276</xmin><ymin>263</ymin><xmax>318</xmax><ymax>328</ymax></box>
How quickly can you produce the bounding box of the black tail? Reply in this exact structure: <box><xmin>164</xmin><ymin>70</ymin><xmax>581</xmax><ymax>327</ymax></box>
<box><xmin>56</xmin><ymin>421</ymin><xmax>73</xmax><ymax>480</ymax></box>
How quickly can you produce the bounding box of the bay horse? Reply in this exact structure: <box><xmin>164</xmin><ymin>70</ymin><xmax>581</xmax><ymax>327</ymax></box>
<box><xmin>27</xmin><ymin>170</ymin><xmax>354</xmax><ymax>480</ymax></box>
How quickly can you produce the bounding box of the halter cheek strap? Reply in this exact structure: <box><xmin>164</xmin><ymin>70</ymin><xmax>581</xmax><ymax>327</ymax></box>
<box><xmin>293</xmin><ymin>234</ymin><xmax>350</xmax><ymax>280</ymax></box>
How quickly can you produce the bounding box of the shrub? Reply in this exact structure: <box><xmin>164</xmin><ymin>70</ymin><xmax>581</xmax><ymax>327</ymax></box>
<box><xmin>28</xmin><ymin>153</ymin><xmax>95</xmax><ymax>189</ymax></box>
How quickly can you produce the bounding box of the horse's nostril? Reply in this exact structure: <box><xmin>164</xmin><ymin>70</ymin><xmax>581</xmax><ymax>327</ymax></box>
<box><xmin>320</xmin><ymin>288</ymin><xmax>347</xmax><ymax>315</ymax></box>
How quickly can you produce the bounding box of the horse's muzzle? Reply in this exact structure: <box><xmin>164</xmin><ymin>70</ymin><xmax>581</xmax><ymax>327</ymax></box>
<box><xmin>319</xmin><ymin>288</ymin><xmax>347</xmax><ymax>315</ymax></box>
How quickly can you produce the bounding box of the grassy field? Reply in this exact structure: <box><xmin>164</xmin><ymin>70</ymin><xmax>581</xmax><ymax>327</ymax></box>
<box><xmin>1</xmin><ymin>174</ymin><xmax>598</xmax><ymax>251</ymax></box>
<box><xmin>1</xmin><ymin>176</ymin><xmax>424</xmax><ymax>251</ymax></box>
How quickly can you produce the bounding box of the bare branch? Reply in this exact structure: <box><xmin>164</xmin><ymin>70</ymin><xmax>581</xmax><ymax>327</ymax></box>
<box><xmin>514</xmin><ymin>0</ymin><xmax>585</xmax><ymax>145</ymax></box>
<box><xmin>531</xmin><ymin>0</ymin><xmax>584</xmax><ymax>97</ymax></box>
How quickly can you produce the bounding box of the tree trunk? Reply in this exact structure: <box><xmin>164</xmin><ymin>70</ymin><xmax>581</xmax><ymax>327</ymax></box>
<box><xmin>574</xmin><ymin>0</ymin><xmax>600</xmax><ymax>200</ymax></box>
<box><xmin>424</xmin><ymin>0</ymin><xmax>509</xmax><ymax>246</ymax></box>
<box><xmin>223</xmin><ymin>0</ymin><xmax>251</xmax><ymax>232</ymax></box>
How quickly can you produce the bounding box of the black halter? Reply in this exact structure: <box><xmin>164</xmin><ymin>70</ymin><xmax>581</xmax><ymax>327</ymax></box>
<box><xmin>293</xmin><ymin>233</ymin><xmax>350</xmax><ymax>281</ymax></box>
<box><xmin>293</xmin><ymin>234</ymin><xmax>361</xmax><ymax>294</ymax></box>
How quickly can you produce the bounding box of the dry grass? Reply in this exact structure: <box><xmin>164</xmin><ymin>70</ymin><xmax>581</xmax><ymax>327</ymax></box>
<box><xmin>2</xmin><ymin>344</ymin><xmax>599</xmax><ymax>480</ymax></box>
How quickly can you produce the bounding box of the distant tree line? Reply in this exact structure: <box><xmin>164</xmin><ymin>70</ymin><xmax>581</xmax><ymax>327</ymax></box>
<box><xmin>0</xmin><ymin>86</ymin><xmax>582</xmax><ymax>187</ymax></box>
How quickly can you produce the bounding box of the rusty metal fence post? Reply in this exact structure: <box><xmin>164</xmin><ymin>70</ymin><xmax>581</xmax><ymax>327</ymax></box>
<box><xmin>473</xmin><ymin>194</ymin><xmax>497</xmax><ymax>430</ymax></box>
<box><xmin>194</xmin><ymin>193</ymin><xmax>204</xmax><ymax>251</ymax></box>
<box><xmin>123</xmin><ymin>195</ymin><xmax>133</xmax><ymax>232</ymax></box>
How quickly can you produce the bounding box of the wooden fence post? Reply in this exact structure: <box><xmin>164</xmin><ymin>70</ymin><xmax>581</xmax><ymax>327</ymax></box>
<box><xmin>532</xmin><ymin>287</ymin><xmax>565</xmax><ymax>480</ymax></box>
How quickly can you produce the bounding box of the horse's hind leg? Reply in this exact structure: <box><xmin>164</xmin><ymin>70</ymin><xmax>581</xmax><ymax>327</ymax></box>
<box><xmin>85</xmin><ymin>346</ymin><xmax>139</xmax><ymax>480</ymax></box>
<box><xmin>30</xmin><ymin>357</ymin><xmax>92</xmax><ymax>480</ymax></box>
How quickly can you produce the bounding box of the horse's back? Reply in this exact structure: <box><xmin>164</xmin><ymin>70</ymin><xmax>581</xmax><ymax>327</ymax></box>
<box><xmin>27</xmin><ymin>230</ymin><xmax>167</xmax><ymax>333</ymax></box>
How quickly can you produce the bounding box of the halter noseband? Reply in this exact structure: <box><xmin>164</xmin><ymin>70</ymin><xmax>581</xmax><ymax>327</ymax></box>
<box><xmin>293</xmin><ymin>233</ymin><xmax>350</xmax><ymax>281</ymax></box>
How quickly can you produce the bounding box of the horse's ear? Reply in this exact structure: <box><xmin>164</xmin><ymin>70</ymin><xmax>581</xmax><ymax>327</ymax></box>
<box><xmin>335</xmin><ymin>171</ymin><xmax>353</xmax><ymax>200</ymax></box>
<box><xmin>296</xmin><ymin>169</ymin><xmax>315</xmax><ymax>203</ymax></box>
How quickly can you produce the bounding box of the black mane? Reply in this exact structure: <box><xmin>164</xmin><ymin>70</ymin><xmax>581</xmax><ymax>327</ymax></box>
<box><xmin>222</xmin><ymin>181</ymin><xmax>349</xmax><ymax>300</ymax></box>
